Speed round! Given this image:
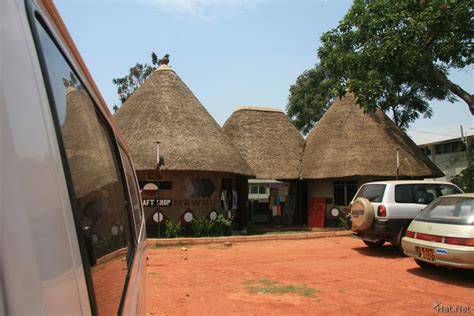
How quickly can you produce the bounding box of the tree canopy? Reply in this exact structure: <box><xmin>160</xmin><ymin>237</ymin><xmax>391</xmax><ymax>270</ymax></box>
<box><xmin>112</xmin><ymin>52</ymin><xmax>162</xmax><ymax>109</ymax></box>
<box><xmin>288</xmin><ymin>0</ymin><xmax>473</xmax><ymax>134</ymax></box>
<box><xmin>287</xmin><ymin>65</ymin><xmax>337</xmax><ymax>134</ymax></box>
<box><xmin>318</xmin><ymin>0</ymin><xmax>473</xmax><ymax>114</ymax></box>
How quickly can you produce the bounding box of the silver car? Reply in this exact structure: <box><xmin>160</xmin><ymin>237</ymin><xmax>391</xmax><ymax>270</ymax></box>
<box><xmin>402</xmin><ymin>193</ymin><xmax>474</xmax><ymax>269</ymax></box>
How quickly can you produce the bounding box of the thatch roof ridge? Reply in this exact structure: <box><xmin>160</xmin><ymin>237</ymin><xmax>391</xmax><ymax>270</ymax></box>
<box><xmin>223</xmin><ymin>108</ymin><xmax>304</xmax><ymax>180</ymax></box>
<box><xmin>301</xmin><ymin>93</ymin><xmax>443</xmax><ymax>179</ymax></box>
<box><xmin>234</xmin><ymin>106</ymin><xmax>284</xmax><ymax>113</ymax></box>
<box><xmin>115</xmin><ymin>68</ymin><xmax>254</xmax><ymax>176</ymax></box>
<box><xmin>155</xmin><ymin>64</ymin><xmax>175</xmax><ymax>73</ymax></box>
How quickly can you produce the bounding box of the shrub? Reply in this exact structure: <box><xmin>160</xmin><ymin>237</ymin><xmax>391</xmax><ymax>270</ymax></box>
<box><xmin>165</xmin><ymin>220</ymin><xmax>182</xmax><ymax>238</ymax></box>
<box><xmin>338</xmin><ymin>215</ymin><xmax>351</xmax><ymax>230</ymax></box>
<box><xmin>189</xmin><ymin>215</ymin><xmax>233</xmax><ymax>237</ymax></box>
<box><xmin>209</xmin><ymin>215</ymin><xmax>232</xmax><ymax>237</ymax></box>
<box><xmin>191</xmin><ymin>218</ymin><xmax>212</xmax><ymax>237</ymax></box>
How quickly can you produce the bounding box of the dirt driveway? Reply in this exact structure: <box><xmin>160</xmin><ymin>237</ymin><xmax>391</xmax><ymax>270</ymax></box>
<box><xmin>146</xmin><ymin>237</ymin><xmax>473</xmax><ymax>315</ymax></box>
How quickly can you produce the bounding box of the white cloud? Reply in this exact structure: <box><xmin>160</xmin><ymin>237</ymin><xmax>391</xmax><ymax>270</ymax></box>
<box><xmin>142</xmin><ymin>0</ymin><xmax>258</xmax><ymax>23</ymax></box>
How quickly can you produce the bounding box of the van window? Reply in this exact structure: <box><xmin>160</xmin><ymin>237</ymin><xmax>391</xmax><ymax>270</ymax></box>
<box><xmin>120</xmin><ymin>147</ymin><xmax>143</xmax><ymax>238</ymax></box>
<box><xmin>34</xmin><ymin>18</ymin><xmax>133</xmax><ymax>315</ymax></box>
<box><xmin>355</xmin><ymin>184</ymin><xmax>386</xmax><ymax>203</ymax></box>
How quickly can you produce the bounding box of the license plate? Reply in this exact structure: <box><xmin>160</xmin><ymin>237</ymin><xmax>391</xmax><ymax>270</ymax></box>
<box><xmin>418</xmin><ymin>247</ymin><xmax>435</xmax><ymax>261</ymax></box>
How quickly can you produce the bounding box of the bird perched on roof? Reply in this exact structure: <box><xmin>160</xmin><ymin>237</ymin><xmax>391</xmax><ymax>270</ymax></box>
<box><xmin>159</xmin><ymin>54</ymin><xmax>170</xmax><ymax>66</ymax></box>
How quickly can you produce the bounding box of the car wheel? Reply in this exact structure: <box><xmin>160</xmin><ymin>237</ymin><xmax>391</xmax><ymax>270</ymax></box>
<box><xmin>397</xmin><ymin>226</ymin><xmax>408</xmax><ymax>255</ymax></box>
<box><xmin>415</xmin><ymin>259</ymin><xmax>435</xmax><ymax>269</ymax></box>
<box><xmin>363</xmin><ymin>240</ymin><xmax>384</xmax><ymax>247</ymax></box>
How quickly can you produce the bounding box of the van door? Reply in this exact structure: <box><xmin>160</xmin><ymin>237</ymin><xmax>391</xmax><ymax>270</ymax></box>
<box><xmin>29</xmin><ymin>10</ymin><xmax>141</xmax><ymax>314</ymax></box>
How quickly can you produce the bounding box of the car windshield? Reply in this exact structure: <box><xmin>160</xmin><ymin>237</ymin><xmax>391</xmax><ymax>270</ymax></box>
<box><xmin>416</xmin><ymin>196</ymin><xmax>474</xmax><ymax>225</ymax></box>
<box><xmin>355</xmin><ymin>184</ymin><xmax>386</xmax><ymax>202</ymax></box>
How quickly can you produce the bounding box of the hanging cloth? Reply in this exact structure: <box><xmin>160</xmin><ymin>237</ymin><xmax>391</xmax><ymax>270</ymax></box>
<box><xmin>231</xmin><ymin>189</ymin><xmax>238</xmax><ymax>210</ymax></box>
<box><xmin>221</xmin><ymin>190</ymin><xmax>229</xmax><ymax>212</ymax></box>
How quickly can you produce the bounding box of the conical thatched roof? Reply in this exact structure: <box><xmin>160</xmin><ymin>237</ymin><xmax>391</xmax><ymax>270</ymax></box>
<box><xmin>115</xmin><ymin>65</ymin><xmax>253</xmax><ymax>176</ymax></box>
<box><xmin>222</xmin><ymin>107</ymin><xmax>304</xmax><ymax>180</ymax></box>
<box><xmin>301</xmin><ymin>93</ymin><xmax>444</xmax><ymax>179</ymax></box>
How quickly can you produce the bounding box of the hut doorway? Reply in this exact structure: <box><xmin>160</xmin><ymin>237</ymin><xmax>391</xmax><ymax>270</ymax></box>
<box><xmin>248</xmin><ymin>180</ymin><xmax>305</xmax><ymax>227</ymax></box>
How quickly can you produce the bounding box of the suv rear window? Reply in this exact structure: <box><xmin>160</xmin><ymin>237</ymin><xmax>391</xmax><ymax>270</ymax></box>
<box><xmin>395</xmin><ymin>184</ymin><xmax>462</xmax><ymax>204</ymax></box>
<box><xmin>355</xmin><ymin>184</ymin><xmax>386</xmax><ymax>203</ymax></box>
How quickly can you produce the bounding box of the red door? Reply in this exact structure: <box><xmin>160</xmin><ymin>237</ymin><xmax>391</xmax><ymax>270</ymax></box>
<box><xmin>308</xmin><ymin>198</ymin><xmax>325</xmax><ymax>227</ymax></box>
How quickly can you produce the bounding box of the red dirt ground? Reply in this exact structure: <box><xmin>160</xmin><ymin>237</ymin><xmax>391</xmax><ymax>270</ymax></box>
<box><xmin>146</xmin><ymin>237</ymin><xmax>474</xmax><ymax>315</ymax></box>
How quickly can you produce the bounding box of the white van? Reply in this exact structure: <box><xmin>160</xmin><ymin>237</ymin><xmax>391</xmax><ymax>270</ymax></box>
<box><xmin>1</xmin><ymin>0</ymin><xmax>146</xmax><ymax>314</ymax></box>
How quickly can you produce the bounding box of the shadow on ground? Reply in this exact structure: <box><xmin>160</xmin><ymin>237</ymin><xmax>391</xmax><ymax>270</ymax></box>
<box><xmin>406</xmin><ymin>266</ymin><xmax>474</xmax><ymax>289</ymax></box>
<box><xmin>352</xmin><ymin>244</ymin><xmax>405</xmax><ymax>259</ymax></box>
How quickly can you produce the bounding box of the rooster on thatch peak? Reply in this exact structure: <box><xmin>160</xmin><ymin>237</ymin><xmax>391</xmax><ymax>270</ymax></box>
<box><xmin>159</xmin><ymin>54</ymin><xmax>170</xmax><ymax>66</ymax></box>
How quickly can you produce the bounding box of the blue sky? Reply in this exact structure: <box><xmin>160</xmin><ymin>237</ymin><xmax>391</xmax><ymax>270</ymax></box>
<box><xmin>56</xmin><ymin>0</ymin><xmax>473</xmax><ymax>144</ymax></box>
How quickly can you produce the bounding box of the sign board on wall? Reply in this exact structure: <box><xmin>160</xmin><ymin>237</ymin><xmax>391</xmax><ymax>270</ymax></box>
<box><xmin>142</xmin><ymin>198</ymin><xmax>172</xmax><ymax>207</ymax></box>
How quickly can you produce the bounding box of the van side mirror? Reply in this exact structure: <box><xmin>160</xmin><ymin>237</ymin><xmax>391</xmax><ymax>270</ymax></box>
<box><xmin>82</xmin><ymin>226</ymin><xmax>97</xmax><ymax>266</ymax></box>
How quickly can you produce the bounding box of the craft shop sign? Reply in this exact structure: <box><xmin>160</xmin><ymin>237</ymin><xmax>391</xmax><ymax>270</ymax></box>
<box><xmin>142</xmin><ymin>198</ymin><xmax>172</xmax><ymax>207</ymax></box>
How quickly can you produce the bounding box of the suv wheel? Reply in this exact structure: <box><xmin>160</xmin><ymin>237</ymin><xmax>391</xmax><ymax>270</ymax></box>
<box><xmin>363</xmin><ymin>240</ymin><xmax>384</xmax><ymax>247</ymax></box>
<box><xmin>397</xmin><ymin>226</ymin><xmax>408</xmax><ymax>255</ymax></box>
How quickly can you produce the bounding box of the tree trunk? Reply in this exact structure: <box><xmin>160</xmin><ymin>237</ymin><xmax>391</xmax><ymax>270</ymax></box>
<box><xmin>431</xmin><ymin>67</ymin><xmax>474</xmax><ymax>114</ymax></box>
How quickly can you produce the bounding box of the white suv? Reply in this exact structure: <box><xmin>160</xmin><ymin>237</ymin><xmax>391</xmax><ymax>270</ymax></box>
<box><xmin>350</xmin><ymin>180</ymin><xmax>463</xmax><ymax>251</ymax></box>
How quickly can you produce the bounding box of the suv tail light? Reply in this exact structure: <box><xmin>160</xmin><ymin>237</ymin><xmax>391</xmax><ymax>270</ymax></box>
<box><xmin>445</xmin><ymin>237</ymin><xmax>474</xmax><ymax>247</ymax></box>
<box><xmin>377</xmin><ymin>205</ymin><xmax>387</xmax><ymax>217</ymax></box>
<box><xmin>406</xmin><ymin>230</ymin><xmax>415</xmax><ymax>238</ymax></box>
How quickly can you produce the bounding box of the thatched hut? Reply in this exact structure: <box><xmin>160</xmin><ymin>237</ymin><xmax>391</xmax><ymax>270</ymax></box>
<box><xmin>222</xmin><ymin>107</ymin><xmax>306</xmax><ymax>225</ymax></box>
<box><xmin>301</xmin><ymin>93</ymin><xmax>443</xmax><ymax>226</ymax></box>
<box><xmin>115</xmin><ymin>64</ymin><xmax>254</xmax><ymax>234</ymax></box>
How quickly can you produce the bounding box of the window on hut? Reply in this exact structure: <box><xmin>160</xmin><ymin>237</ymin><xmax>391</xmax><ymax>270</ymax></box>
<box><xmin>250</xmin><ymin>185</ymin><xmax>258</xmax><ymax>194</ymax></box>
<box><xmin>334</xmin><ymin>181</ymin><xmax>358</xmax><ymax>206</ymax></box>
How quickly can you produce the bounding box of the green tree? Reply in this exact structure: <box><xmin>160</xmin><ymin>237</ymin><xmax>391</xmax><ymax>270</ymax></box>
<box><xmin>287</xmin><ymin>64</ymin><xmax>433</xmax><ymax>133</ymax></box>
<box><xmin>318</xmin><ymin>0</ymin><xmax>473</xmax><ymax>115</ymax></box>
<box><xmin>286</xmin><ymin>64</ymin><xmax>337</xmax><ymax>135</ymax></box>
<box><xmin>112</xmin><ymin>52</ymin><xmax>160</xmax><ymax>106</ymax></box>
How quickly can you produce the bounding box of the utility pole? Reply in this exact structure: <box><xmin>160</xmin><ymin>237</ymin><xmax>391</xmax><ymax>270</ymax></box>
<box><xmin>396</xmin><ymin>148</ymin><xmax>400</xmax><ymax>180</ymax></box>
<box><xmin>460</xmin><ymin>125</ymin><xmax>467</xmax><ymax>147</ymax></box>
<box><xmin>156</xmin><ymin>141</ymin><xmax>161</xmax><ymax>238</ymax></box>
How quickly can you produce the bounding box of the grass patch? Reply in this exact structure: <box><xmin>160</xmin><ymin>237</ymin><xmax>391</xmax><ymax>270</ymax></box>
<box><xmin>244</xmin><ymin>279</ymin><xmax>317</xmax><ymax>297</ymax></box>
<box><xmin>147</xmin><ymin>271</ymin><xmax>159</xmax><ymax>277</ymax></box>
<box><xmin>148</xmin><ymin>242</ymin><xmax>191</xmax><ymax>249</ymax></box>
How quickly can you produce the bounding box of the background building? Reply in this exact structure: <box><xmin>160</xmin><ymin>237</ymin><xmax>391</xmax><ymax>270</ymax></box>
<box><xmin>419</xmin><ymin>135</ymin><xmax>473</xmax><ymax>182</ymax></box>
